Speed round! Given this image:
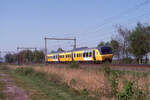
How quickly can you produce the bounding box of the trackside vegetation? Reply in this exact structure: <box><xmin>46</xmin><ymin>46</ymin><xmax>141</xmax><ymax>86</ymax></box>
<box><xmin>1</xmin><ymin>64</ymin><xmax>150</xmax><ymax>100</ymax></box>
<box><xmin>10</xmin><ymin>66</ymin><xmax>98</xmax><ymax>100</ymax></box>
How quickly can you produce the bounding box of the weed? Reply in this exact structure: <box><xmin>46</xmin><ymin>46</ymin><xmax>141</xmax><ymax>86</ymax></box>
<box><xmin>80</xmin><ymin>89</ymin><xmax>89</xmax><ymax>96</ymax></box>
<box><xmin>133</xmin><ymin>83</ymin><xmax>150</xmax><ymax>100</ymax></box>
<box><xmin>70</xmin><ymin>78</ymin><xmax>77</xmax><ymax>87</ymax></box>
<box><xmin>117</xmin><ymin>80</ymin><xmax>133</xmax><ymax>100</ymax></box>
<box><xmin>109</xmin><ymin>71</ymin><xmax>119</xmax><ymax>96</ymax></box>
<box><xmin>103</xmin><ymin>65</ymin><xmax>111</xmax><ymax>76</ymax></box>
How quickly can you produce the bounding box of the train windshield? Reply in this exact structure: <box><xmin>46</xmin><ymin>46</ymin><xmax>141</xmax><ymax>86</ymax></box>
<box><xmin>100</xmin><ymin>46</ymin><xmax>112</xmax><ymax>55</ymax></box>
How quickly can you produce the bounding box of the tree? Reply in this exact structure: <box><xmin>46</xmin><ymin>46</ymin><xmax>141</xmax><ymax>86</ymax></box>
<box><xmin>57</xmin><ymin>48</ymin><xmax>64</xmax><ymax>52</ymax></box>
<box><xmin>5</xmin><ymin>53</ymin><xmax>17</xmax><ymax>63</ymax></box>
<box><xmin>110</xmin><ymin>40</ymin><xmax>120</xmax><ymax>59</ymax></box>
<box><xmin>116</xmin><ymin>25</ymin><xmax>131</xmax><ymax>58</ymax></box>
<box><xmin>33</xmin><ymin>50</ymin><xmax>44</xmax><ymax>63</ymax></box>
<box><xmin>128</xmin><ymin>23</ymin><xmax>150</xmax><ymax>64</ymax></box>
<box><xmin>97</xmin><ymin>41</ymin><xmax>110</xmax><ymax>47</ymax></box>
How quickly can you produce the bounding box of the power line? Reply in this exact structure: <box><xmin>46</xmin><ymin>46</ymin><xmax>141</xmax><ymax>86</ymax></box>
<box><xmin>90</xmin><ymin>0</ymin><xmax>150</xmax><ymax>33</ymax></box>
<box><xmin>44</xmin><ymin>37</ymin><xmax>76</xmax><ymax>55</ymax></box>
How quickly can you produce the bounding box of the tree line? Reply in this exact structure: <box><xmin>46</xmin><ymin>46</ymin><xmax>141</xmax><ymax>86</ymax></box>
<box><xmin>98</xmin><ymin>22</ymin><xmax>150</xmax><ymax>64</ymax></box>
<box><xmin>5</xmin><ymin>50</ymin><xmax>44</xmax><ymax>64</ymax></box>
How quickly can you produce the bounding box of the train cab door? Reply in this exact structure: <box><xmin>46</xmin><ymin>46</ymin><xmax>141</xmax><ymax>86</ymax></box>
<box><xmin>93</xmin><ymin>50</ymin><xmax>96</xmax><ymax>61</ymax></box>
<box><xmin>72</xmin><ymin>52</ymin><xmax>74</xmax><ymax>61</ymax></box>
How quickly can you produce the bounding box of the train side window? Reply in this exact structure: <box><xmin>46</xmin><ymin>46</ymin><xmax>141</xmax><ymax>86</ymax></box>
<box><xmin>83</xmin><ymin>53</ymin><xmax>85</xmax><ymax>57</ymax></box>
<box><xmin>89</xmin><ymin>52</ymin><xmax>92</xmax><ymax>57</ymax></box>
<box><xmin>77</xmin><ymin>53</ymin><xmax>78</xmax><ymax>57</ymax></box>
<box><xmin>86</xmin><ymin>53</ymin><xmax>88</xmax><ymax>57</ymax></box>
<box><xmin>74</xmin><ymin>53</ymin><xmax>75</xmax><ymax>57</ymax></box>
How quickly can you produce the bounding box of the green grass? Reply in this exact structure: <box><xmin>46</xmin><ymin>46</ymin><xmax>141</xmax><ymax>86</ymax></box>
<box><xmin>0</xmin><ymin>81</ymin><xmax>5</xmax><ymax>100</ymax></box>
<box><xmin>8</xmin><ymin>67</ymin><xmax>98</xmax><ymax>100</ymax></box>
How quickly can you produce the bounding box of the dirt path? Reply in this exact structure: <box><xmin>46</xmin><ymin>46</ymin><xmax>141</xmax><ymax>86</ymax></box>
<box><xmin>0</xmin><ymin>71</ymin><xmax>29</xmax><ymax>100</ymax></box>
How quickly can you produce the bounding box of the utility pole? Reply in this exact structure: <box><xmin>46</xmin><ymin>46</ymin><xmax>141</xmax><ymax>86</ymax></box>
<box><xmin>44</xmin><ymin>36</ymin><xmax>76</xmax><ymax>55</ymax></box>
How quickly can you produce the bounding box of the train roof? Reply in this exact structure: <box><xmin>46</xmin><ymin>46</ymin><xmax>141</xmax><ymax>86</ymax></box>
<box><xmin>48</xmin><ymin>46</ymin><xmax>111</xmax><ymax>55</ymax></box>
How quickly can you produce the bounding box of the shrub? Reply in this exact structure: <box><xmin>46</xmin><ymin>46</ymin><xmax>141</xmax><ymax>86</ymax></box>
<box><xmin>70</xmin><ymin>78</ymin><xmax>77</xmax><ymax>87</ymax></box>
<box><xmin>109</xmin><ymin>71</ymin><xmax>118</xmax><ymax>96</ymax></box>
<box><xmin>103</xmin><ymin>65</ymin><xmax>111</xmax><ymax>76</ymax></box>
<box><xmin>80</xmin><ymin>89</ymin><xmax>89</xmax><ymax>96</ymax></box>
<box><xmin>122</xmin><ymin>57</ymin><xmax>133</xmax><ymax>64</ymax></box>
<box><xmin>117</xmin><ymin>80</ymin><xmax>133</xmax><ymax>100</ymax></box>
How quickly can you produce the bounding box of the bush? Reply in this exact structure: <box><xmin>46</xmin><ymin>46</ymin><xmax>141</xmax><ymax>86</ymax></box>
<box><xmin>103</xmin><ymin>65</ymin><xmax>111</xmax><ymax>76</ymax></box>
<box><xmin>70</xmin><ymin>78</ymin><xmax>77</xmax><ymax>87</ymax></box>
<box><xmin>117</xmin><ymin>80</ymin><xmax>133</xmax><ymax>100</ymax></box>
<box><xmin>122</xmin><ymin>57</ymin><xmax>133</xmax><ymax>64</ymax></box>
<box><xmin>80</xmin><ymin>89</ymin><xmax>89</xmax><ymax>96</ymax></box>
<box><xmin>109</xmin><ymin>71</ymin><xmax>119</xmax><ymax>96</ymax></box>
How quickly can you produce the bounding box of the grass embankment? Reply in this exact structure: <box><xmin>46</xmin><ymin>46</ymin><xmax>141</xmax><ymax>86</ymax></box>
<box><xmin>8</xmin><ymin>63</ymin><xmax>150</xmax><ymax>100</ymax></box>
<box><xmin>12</xmin><ymin>63</ymin><xmax>150</xmax><ymax>100</ymax></box>
<box><xmin>1</xmin><ymin>64</ymin><xmax>97</xmax><ymax>100</ymax></box>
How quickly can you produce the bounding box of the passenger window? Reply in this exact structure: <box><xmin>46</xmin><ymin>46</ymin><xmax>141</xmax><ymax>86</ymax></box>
<box><xmin>86</xmin><ymin>53</ymin><xmax>88</xmax><ymax>57</ymax></box>
<box><xmin>89</xmin><ymin>52</ymin><xmax>92</xmax><ymax>57</ymax></box>
<box><xmin>83</xmin><ymin>53</ymin><xmax>85</xmax><ymax>57</ymax></box>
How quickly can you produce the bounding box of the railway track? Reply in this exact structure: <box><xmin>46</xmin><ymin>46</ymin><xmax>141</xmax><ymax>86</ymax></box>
<box><xmin>45</xmin><ymin>63</ymin><xmax>150</xmax><ymax>71</ymax></box>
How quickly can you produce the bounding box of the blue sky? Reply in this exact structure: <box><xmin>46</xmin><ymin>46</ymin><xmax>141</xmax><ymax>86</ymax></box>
<box><xmin>0</xmin><ymin>0</ymin><xmax>150</xmax><ymax>52</ymax></box>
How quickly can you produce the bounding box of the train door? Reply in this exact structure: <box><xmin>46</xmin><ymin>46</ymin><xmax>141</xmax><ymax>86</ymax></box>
<box><xmin>72</xmin><ymin>52</ymin><xmax>74</xmax><ymax>61</ymax></box>
<box><xmin>93</xmin><ymin>50</ymin><xmax>96</xmax><ymax>61</ymax></box>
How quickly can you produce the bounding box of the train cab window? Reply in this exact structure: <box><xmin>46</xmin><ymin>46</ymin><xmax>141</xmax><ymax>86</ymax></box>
<box><xmin>74</xmin><ymin>53</ymin><xmax>75</xmax><ymax>57</ymax></box>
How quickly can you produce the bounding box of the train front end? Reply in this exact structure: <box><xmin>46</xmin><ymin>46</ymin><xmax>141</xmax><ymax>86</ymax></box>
<box><xmin>97</xmin><ymin>46</ymin><xmax>113</xmax><ymax>63</ymax></box>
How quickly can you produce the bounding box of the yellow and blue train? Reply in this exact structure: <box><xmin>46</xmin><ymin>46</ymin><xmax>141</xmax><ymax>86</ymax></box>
<box><xmin>46</xmin><ymin>46</ymin><xmax>113</xmax><ymax>63</ymax></box>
